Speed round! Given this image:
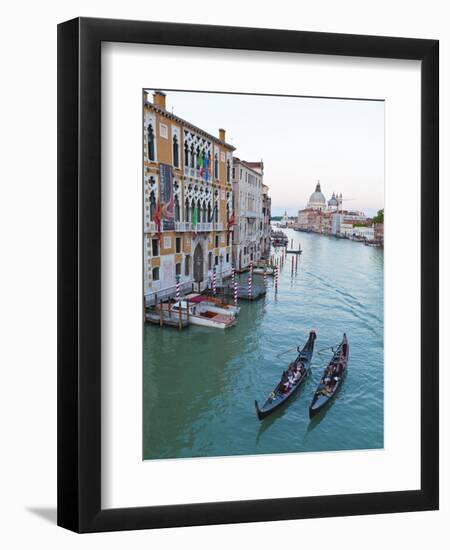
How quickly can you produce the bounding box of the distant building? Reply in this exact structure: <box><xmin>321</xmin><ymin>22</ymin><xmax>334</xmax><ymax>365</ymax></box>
<box><xmin>307</xmin><ymin>181</ymin><xmax>327</xmax><ymax>210</ymax></box>
<box><xmin>262</xmin><ymin>184</ymin><xmax>272</xmax><ymax>257</ymax></box>
<box><xmin>280</xmin><ymin>210</ymin><xmax>289</xmax><ymax>227</ymax></box>
<box><xmin>374</xmin><ymin>223</ymin><xmax>384</xmax><ymax>245</ymax></box>
<box><xmin>296</xmin><ymin>181</ymin><xmax>371</xmax><ymax>238</ymax></box>
<box><xmin>341</xmin><ymin>224</ymin><xmax>375</xmax><ymax>240</ymax></box>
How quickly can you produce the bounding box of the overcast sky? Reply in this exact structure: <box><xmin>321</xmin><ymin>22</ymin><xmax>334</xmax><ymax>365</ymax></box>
<box><xmin>147</xmin><ymin>90</ymin><xmax>384</xmax><ymax>217</ymax></box>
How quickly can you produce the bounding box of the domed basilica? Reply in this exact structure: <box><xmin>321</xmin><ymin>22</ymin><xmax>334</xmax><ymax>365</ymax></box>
<box><xmin>307</xmin><ymin>180</ymin><xmax>342</xmax><ymax>212</ymax></box>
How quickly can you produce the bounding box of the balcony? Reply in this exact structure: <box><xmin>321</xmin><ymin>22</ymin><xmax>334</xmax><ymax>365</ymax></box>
<box><xmin>173</xmin><ymin>221</ymin><xmax>214</xmax><ymax>232</ymax></box>
<box><xmin>175</xmin><ymin>221</ymin><xmax>192</xmax><ymax>232</ymax></box>
<box><xmin>245</xmin><ymin>210</ymin><xmax>259</xmax><ymax>218</ymax></box>
<box><xmin>197</xmin><ymin>222</ymin><xmax>213</xmax><ymax>232</ymax></box>
<box><xmin>184</xmin><ymin>166</ymin><xmax>196</xmax><ymax>178</ymax></box>
<box><xmin>183</xmin><ymin>166</ymin><xmax>210</xmax><ymax>182</ymax></box>
<box><xmin>214</xmin><ymin>222</ymin><xmax>224</xmax><ymax>231</ymax></box>
<box><xmin>145</xmin><ymin>221</ymin><xmax>157</xmax><ymax>233</ymax></box>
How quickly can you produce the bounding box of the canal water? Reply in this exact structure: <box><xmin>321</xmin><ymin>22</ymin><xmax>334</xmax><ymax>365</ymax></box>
<box><xmin>143</xmin><ymin>228</ymin><xmax>384</xmax><ymax>460</ymax></box>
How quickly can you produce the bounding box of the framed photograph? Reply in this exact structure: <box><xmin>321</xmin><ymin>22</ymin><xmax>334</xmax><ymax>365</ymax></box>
<box><xmin>57</xmin><ymin>17</ymin><xmax>439</xmax><ymax>532</ymax></box>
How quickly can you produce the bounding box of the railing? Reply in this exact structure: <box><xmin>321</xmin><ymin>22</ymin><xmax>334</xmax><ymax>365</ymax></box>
<box><xmin>145</xmin><ymin>221</ymin><xmax>157</xmax><ymax>233</ymax></box>
<box><xmin>175</xmin><ymin>221</ymin><xmax>192</xmax><ymax>232</ymax></box>
<box><xmin>184</xmin><ymin>166</ymin><xmax>196</xmax><ymax>178</ymax></box>
<box><xmin>173</xmin><ymin>221</ymin><xmax>216</xmax><ymax>232</ymax></box>
<box><xmin>196</xmin><ymin>222</ymin><xmax>213</xmax><ymax>232</ymax></box>
<box><xmin>214</xmin><ymin>222</ymin><xmax>224</xmax><ymax>231</ymax></box>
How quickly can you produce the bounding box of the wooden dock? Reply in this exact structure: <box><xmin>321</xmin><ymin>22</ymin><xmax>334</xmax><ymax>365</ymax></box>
<box><xmin>217</xmin><ymin>285</ymin><xmax>267</xmax><ymax>301</ymax></box>
<box><xmin>145</xmin><ymin>308</ymin><xmax>190</xmax><ymax>329</ymax></box>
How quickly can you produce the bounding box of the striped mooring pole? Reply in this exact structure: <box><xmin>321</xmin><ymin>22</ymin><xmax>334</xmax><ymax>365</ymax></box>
<box><xmin>275</xmin><ymin>265</ymin><xmax>279</xmax><ymax>292</ymax></box>
<box><xmin>212</xmin><ymin>267</ymin><xmax>217</xmax><ymax>295</ymax></box>
<box><xmin>234</xmin><ymin>278</ymin><xmax>238</xmax><ymax>306</ymax></box>
<box><xmin>248</xmin><ymin>273</ymin><xmax>252</xmax><ymax>300</ymax></box>
<box><xmin>175</xmin><ymin>276</ymin><xmax>181</xmax><ymax>301</ymax></box>
<box><xmin>263</xmin><ymin>269</ymin><xmax>267</xmax><ymax>286</ymax></box>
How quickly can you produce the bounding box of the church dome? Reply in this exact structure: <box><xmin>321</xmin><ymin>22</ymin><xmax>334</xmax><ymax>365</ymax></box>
<box><xmin>328</xmin><ymin>192</ymin><xmax>338</xmax><ymax>207</ymax></box>
<box><xmin>308</xmin><ymin>181</ymin><xmax>327</xmax><ymax>209</ymax></box>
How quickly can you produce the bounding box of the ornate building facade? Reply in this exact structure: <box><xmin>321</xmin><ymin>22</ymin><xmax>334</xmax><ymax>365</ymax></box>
<box><xmin>144</xmin><ymin>91</ymin><xmax>235</xmax><ymax>303</ymax></box>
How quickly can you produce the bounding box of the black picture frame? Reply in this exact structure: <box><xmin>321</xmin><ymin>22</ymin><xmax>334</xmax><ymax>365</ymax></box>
<box><xmin>57</xmin><ymin>17</ymin><xmax>439</xmax><ymax>533</ymax></box>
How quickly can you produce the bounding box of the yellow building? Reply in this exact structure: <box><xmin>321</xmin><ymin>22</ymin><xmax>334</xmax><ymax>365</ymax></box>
<box><xmin>144</xmin><ymin>91</ymin><xmax>235</xmax><ymax>303</ymax></box>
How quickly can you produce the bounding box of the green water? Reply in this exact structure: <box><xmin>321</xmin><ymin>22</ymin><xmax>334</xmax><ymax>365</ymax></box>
<box><xmin>143</xmin><ymin>229</ymin><xmax>384</xmax><ymax>459</ymax></box>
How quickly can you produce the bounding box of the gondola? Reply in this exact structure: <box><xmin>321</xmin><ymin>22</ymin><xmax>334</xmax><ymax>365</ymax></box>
<box><xmin>255</xmin><ymin>330</ymin><xmax>317</xmax><ymax>420</ymax></box>
<box><xmin>309</xmin><ymin>333</ymin><xmax>349</xmax><ymax>418</ymax></box>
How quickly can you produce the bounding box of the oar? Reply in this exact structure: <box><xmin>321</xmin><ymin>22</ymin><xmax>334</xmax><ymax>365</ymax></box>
<box><xmin>275</xmin><ymin>346</ymin><xmax>298</xmax><ymax>358</ymax></box>
<box><xmin>316</xmin><ymin>346</ymin><xmax>335</xmax><ymax>355</ymax></box>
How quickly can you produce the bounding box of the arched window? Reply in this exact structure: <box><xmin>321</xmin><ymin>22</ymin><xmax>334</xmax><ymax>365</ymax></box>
<box><xmin>190</xmin><ymin>144</ymin><xmax>195</xmax><ymax>168</ymax></box>
<box><xmin>226</xmin><ymin>204</ymin><xmax>230</xmax><ymax>222</ymax></box>
<box><xmin>185</xmin><ymin>199</ymin><xmax>190</xmax><ymax>222</ymax></box>
<box><xmin>184</xmin><ymin>141</ymin><xmax>189</xmax><ymax>166</ymax></box>
<box><xmin>174</xmin><ymin>196</ymin><xmax>180</xmax><ymax>221</ymax></box>
<box><xmin>214</xmin><ymin>153</ymin><xmax>219</xmax><ymax>179</ymax></box>
<box><xmin>207</xmin><ymin>203</ymin><xmax>211</xmax><ymax>223</ymax></box>
<box><xmin>208</xmin><ymin>252</ymin><xmax>212</xmax><ymax>270</ymax></box>
<box><xmin>152</xmin><ymin>267</ymin><xmax>160</xmax><ymax>281</ymax></box>
<box><xmin>185</xmin><ymin>255</ymin><xmax>190</xmax><ymax>276</ymax></box>
<box><xmin>226</xmin><ymin>160</ymin><xmax>230</xmax><ymax>183</ymax></box>
<box><xmin>173</xmin><ymin>135</ymin><xmax>179</xmax><ymax>167</ymax></box>
<box><xmin>149</xmin><ymin>192</ymin><xmax>156</xmax><ymax>221</ymax></box>
<box><xmin>214</xmin><ymin>202</ymin><xmax>219</xmax><ymax>223</ymax></box>
<box><xmin>147</xmin><ymin>124</ymin><xmax>155</xmax><ymax>161</ymax></box>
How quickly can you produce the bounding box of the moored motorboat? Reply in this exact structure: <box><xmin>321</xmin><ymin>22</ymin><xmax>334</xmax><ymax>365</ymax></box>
<box><xmin>255</xmin><ymin>330</ymin><xmax>317</xmax><ymax>420</ymax></box>
<box><xmin>253</xmin><ymin>266</ymin><xmax>275</xmax><ymax>276</ymax></box>
<box><xmin>170</xmin><ymin>300</ymin><xmax>236</xmax><ymax>329</ymax></box>
<box><xmin>309</xmin><ymin>333</ymin><xmax>349</xmax><ymax>418</ymax></box>
<box><xmin>185</xmin><ymin>293</ymin><xmax>240</xmax><ymax>316</ymax></box>
<box><xmin>270</xmin><ymin>229</ymin><xmax>289</xmax><ymax>247</ymax></box>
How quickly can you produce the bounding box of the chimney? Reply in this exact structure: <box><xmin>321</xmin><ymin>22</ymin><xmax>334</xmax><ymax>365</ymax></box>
<box><xmin>153</xmin><ymin>91</ymin><xmax>166</xmax><ymax>110</ymax></box>
<box><xmin>219</xmin><ymin>128</ymin><xmax>226</xmax><ymax>142</ymax></box>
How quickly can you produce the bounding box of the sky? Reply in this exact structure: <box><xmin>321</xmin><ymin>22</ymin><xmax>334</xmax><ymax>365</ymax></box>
<box><xmin>147</xmin><ymin>90</ymin><xmax>385</xmax><ymax>217</ymax></box>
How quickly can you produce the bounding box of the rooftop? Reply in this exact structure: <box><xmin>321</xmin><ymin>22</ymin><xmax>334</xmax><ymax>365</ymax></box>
<box><xmin>144</xmin><ymin>96</ymin><xmax>236</xmax><ymax>152</ymax></box>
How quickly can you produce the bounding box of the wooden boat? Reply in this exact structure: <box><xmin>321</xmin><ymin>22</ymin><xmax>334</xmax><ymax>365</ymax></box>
<box><xmin>270</xmin><ymin>230</ymin><xmax>289</xmax><ymax>247</ymax></box>
<box><xmin>309</xmin><ymin>334</ymin><xmax>349</xmax><ymax>418</ymax></box>
<box><xmin>185</xmin><ymin>293</ymin><xmax>240</xmax><ymax>316</ymax></box>
<box><xmin>170</xmin><ymin>301</ymin><xmax>236</xmax><ymax>329</ymax></box>
<box><xmin>253</xmin><ymin>266</ymin><xmax>275</xmax><ymax>275</ymax></box>
<box><xmin>255</xmin><ymin>330</ymin><xmax>317</xmax><ymax>420</ymax></box>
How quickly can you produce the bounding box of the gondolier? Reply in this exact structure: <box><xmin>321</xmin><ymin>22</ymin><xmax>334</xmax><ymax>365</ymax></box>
<box><xmin>255</xmin><ymin>330</ymin><xmax>317</xmax><ymax>420</ymax></box>
<box><xmin>309</xmin><ymin>333</ymin><xmax>349</xmax><ymax>418</ymax></box>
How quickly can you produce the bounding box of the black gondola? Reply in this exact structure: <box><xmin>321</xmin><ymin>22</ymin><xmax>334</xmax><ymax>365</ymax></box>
<box><xmin>255</xmin><ymin>330</ymin><xmax>317</xmax><ymax>420</ymax></box>
<box><xmin>309</xmin><ymin>333</ymin><xmax>349</xmax><ymax>418</ymax></box>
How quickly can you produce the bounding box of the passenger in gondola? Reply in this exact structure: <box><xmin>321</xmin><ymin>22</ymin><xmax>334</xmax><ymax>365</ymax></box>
<box><xmin>292</xmin><ymin>369</ymin><xmax>302</xmax><ymax>384</ymax></box>
<box><xmin>279</xmin><ymin>371</ymin><xmax>290</xmax><ymax>393</ymax></box>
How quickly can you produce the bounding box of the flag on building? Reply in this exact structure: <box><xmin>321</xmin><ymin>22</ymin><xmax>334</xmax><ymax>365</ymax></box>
<box><xmin>192</xmin><ymin>205</ymin><xmax>198</xmax><ymax>227</ymax></box>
